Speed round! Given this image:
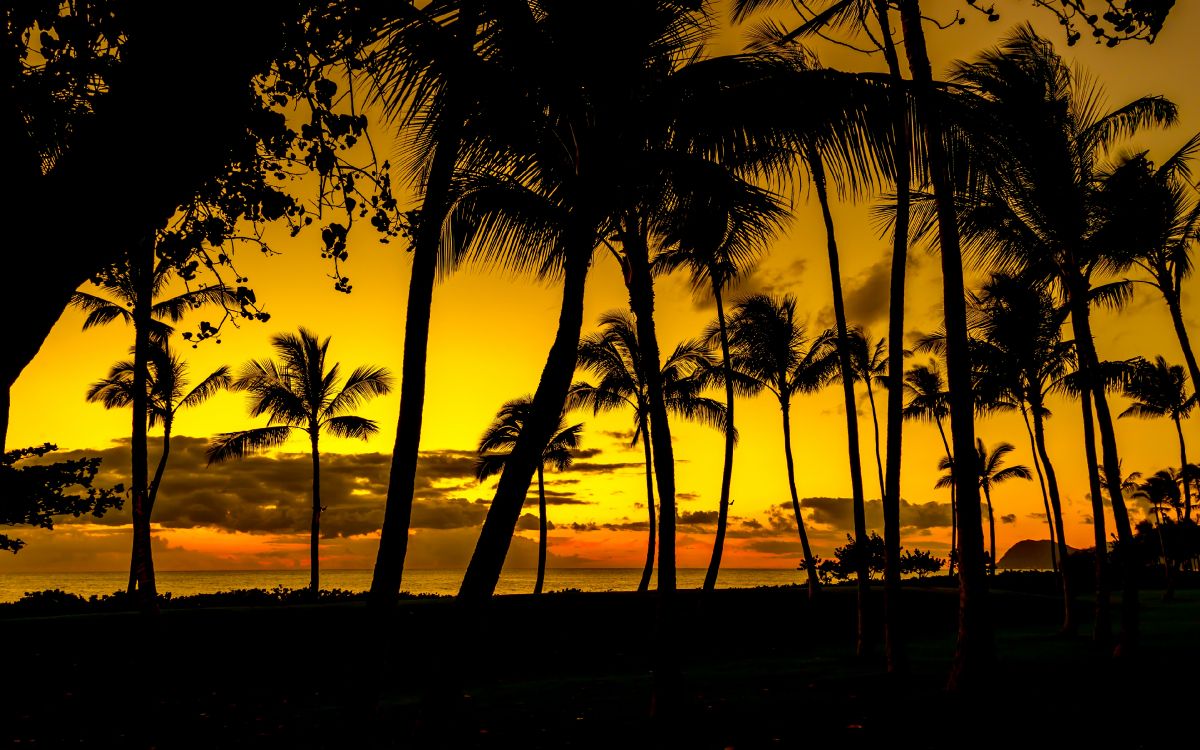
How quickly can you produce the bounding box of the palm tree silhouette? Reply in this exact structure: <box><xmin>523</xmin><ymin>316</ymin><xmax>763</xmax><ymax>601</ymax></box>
<box><xmin>570</xmin><ymin>310</ymin><xmax>727</xmax><ymax>592</ymax></box>
<box><xmin>71</xmin><ymin>252</ymin><xmax>233</xmax><ymax>605</ymax></box>
<box><xmin>1132</xmin><ymin>468</ymin><xmax>1182</xmax><ymax>600</ymax></box>
<box><xmin>843</xmin><ymin>330</ymin><xmax>889</xmax><ymax>502</ymax></box>
<box><xmin>902</xmin><ymin>362</ymin><xmax>955</xmax><ymax>574</ymax></box>
<box><xmin>87</xmin><ymin>343</ymin><xmax>230</xmax><ymax>594</ymax></box>
<box><xmin>1120</xmin><ymin>356</ymin><xmax>1197</xmax><ymax>520</ymax></box>
<box><xmin>476</xmin><ymin>396</ymin><xmax>582</xmax><ymax>595</ymax></box>
<box><xmin>724</xmin><ymin>293</ymin><xmax>837</xmax><ymax>599</ymax></box>
<box><xmin>207</xmin><ymin>328</ymin><xmax>392</xmax><ymax>599</ymax></box>
<box><xmin>975</xmin><ymin>440</ymin><xmax>1033</xmax><ymax>576</ymax></box>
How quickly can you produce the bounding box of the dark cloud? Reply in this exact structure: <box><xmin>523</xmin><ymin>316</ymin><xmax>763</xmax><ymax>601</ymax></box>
<box><xmin>516</xmin><ymin>513</ymin><xmax>547</xmax><ymax>532</ymax></box>
<box><xmin>679</xmin><ymin>510</ymin><xmax>718</xmax><ymax>526</ymax></box>
<box><xmin>677</xmin><ymin>491</ymin><xmax>701</xmax><ymax>502</ymax></box>
<box><xmin>1001</xmin><ymin>514</ymin><xmax>1017</xmax><ymax>524</ymax></box>
<box><xmin>717</xmin><ymin>259</ymin><xmax>808</xmax><ymax>310</ymax></box>
<box><xmin>743</xmin><ymin>539</ymin><xmax>803</xmax><ymax>556</ymax></box>
<box><xmin>801</xmin><ymin>496</ymin><xmax>952</xmax><ymax>532</ymax></box>
<box><xmin>843</xmin><ymin>257</ymin><xmax>892</xmax><ymax>327</ymax></box>
<box><xmin>1025</xmin><ymin>512</ymin><xmax>1046</xmax><ymax>522</ymax></box>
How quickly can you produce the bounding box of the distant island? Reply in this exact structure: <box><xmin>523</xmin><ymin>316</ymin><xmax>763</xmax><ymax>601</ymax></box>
<box><xmin>997</xmin><ymin>539</ymin><xmax>1080</xmax><ymax>570</ymax></box>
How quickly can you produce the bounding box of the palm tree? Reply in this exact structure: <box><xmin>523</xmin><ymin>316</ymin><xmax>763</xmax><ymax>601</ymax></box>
<box><xmin>724</xmin><ymin>293</ymin><xmax>837</xmax><ymax>599</ymax></box>
<box><xmin>949</xmin><ymin>24</ymin><xmax>1179</xmax><ymax>657</ymax></box>
<box><xmin>71</xmin><ymin>252</ymin><xmax>233</xmax><ymax>605</ymax></box>
<box><xmin>476</xmin><ymin>397</ymin><xmax>582</xmax><ymax>595</ymax></box>
<box><xmin>902</xmin><ymin>362</ymin><xmax>955</xmax><ymax>574</ymax></box>
<box><xmin>1132</xmin><ymin>468</ymin><xmax>1182</xmax><ymax>600</ymax></box>
<box><xmin>87</xmin><ymin>343</ymin><xmax>230</xmax><ymax>594</ymax></box>
<box><xmin>975</xmin><ymin>440</ymin><xmax>1033</xmax><ymax>576</ymax></box>
<box><xmin>570</xmin><ymin>310</ymin><xmax>727</xmax><ymax>592</ymax></box>
<box><xmin>207</xmin><ymin>328</ymin><xmax>392</xmax><ymax>599</ymax></box>
<box><xmin>1120</xmin><ymin>356</ymin><xmax>1197</xmax><ymax>520</ymax></box>
<box><xmin>844</xmin><ymin>330</ymin><xmax>889</xmax><ymax>502</ymax></box>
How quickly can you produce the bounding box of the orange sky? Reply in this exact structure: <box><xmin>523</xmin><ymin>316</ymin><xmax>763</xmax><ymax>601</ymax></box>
<box><xmin>6</xmin><ymin>2</ymin><xmax>1200</xmax><ymax>578</ymax></box>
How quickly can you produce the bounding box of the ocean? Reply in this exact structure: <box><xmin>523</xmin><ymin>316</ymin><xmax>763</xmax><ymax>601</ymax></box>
<box><xmin>0</xmin><ymin>568</ymin><xmax>807</xmax><ymax>603</ymax></box>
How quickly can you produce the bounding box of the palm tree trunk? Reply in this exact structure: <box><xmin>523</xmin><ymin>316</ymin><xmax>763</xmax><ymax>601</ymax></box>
<box><xmin>703</xmin><ymin>279</ymin><xmax>736</xmax><ymax>592</ymax></box>
<box><xmin>1166</xmin><ymin>293</ymin><xmax>1200</xmax><ymax>400</ymax></box>
<box><xmin>935</xmin><ymin>417</ymin><xmax>956</xmax><ymax>576</ymax></box>
<box><xmin>1156</xmin><ymin>516</ymin><xmax>1175</xmax><ymax>602</ymax></box>
<box><xmin>876</xmin><ymin>0</ymin><xmax>910</xmax><ymax>675</ymax></box>
<box><xmin>808</xmin><ymin>145</ymin><xmax>870</xmax><ymax>657</ymax></box>
<box><xmin>1019</xmin><ymin>403</ymin><xmax>1057</xmax><ymax>574</ymax></box>
<box><xmin>1069</xmin><ymin>288</ymin><xmax>1136</xmax><ymax>656</ymax></box>
<box><xmin>131</xmin><ymin>427</ymin><xmax>173</xmax><ymax>596</ymax></box>
<box><xmin>1174</xmin><ymin>415</ymin><xmax>1190</xmax><ymax>520</ymax></box>
<box><xmin>983</xmin><ymin>484</ymin><xmax>996</xmax><ymax>576</ymax></box>
<box><xmin>1078</xmin><ymin>379</ymin><xmax>1111</xmax><ymax>647</ymax></box>
<box><xmin>460</xmin><ymin>225</ymin><xmax>594</xmax><ymax>603</ymax></box>
<box><xmin>782</xmin><ymin>399</ymin><xmax>819</xmax><ymax>600</ymax></box>
<box><xmin>639</xmin><ymin>422</ymin><xmax>656</xmax><ymax>593</ymax></box>
<box><xmin>310</xmin><ymin>431</ymin><xmax>322</xmax><ymax>601</ymax></box>
<box><xmin>535</xmin><ymin>462</ymin><xmax>546</xmax><ymax>595</ymax></box>
<box><xmin>898</xmin><ymin>0</ymin><xmax>990</xmax><ymax>689</ymax></box>
<box><xmin>1031</xmin><ymin>399</ymin><xmax>1075</xmax><ymax>634</ymax></box>
<box><xmin>130</xmin><ymin>236</ymin><xmax>157</xmax><ymax>610</ymax></box>
<box><xmin>0</xmin><ymin>385</ymin><xmax>9</xmax><ymax>454</ymax></box>
<box><xmin>864</xmin><ymin>377</ymin><xmax>885</xmax><ymax>503</ymax></box>
<box><xmin>369</xmin><ymin>2</ymin><xmax>480</xmax><ymax>612</ymax></box>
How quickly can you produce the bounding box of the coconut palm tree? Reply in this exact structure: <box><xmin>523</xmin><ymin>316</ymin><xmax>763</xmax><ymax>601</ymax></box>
<box><xmin>569</xmin><ymin>310</ymin><xmax>728</xmax><ymax>592</ymax></box>
<box><xmin>724</xmin><ymin>293</ymin><xmax>837</xmax><ymax>599</ymax></box>
<box><xmin>1132</xmin><ymin>468</ymin><xmax>1182</xmax><ymax>600</ymax></box>
<box><xmin>843</xmin><ymin>330</ymin><xmax>889</xmax><ymax>502</ymax></box>
<box><xmin>476</xmin><ymin>397</ymin><xmax>583</xmax><ymax>596</ymax></box>
<box><xmin>207</xmin><ymin>328</ymin><xmax>392</xmax><ymax>599</ymax></box>
<box><xmin>86</xmin><ymin>343</ymin><xmax>230</xmax><ymax>594</ymax></box>
<box><xmin>902</xmin><ymin>362</ymin><xmax>955</xmax><ymax>574</ymax></box>
<box><xmin>948</xmin><ymin>23</ymin><xmax>1179</xmax><ymax>657</ymax></box>
<box><xmin>1120</xmin><ymin>356</ymin><xmax>1197</xmax><ymax>520</ymax></box>
<box><xmin>975</xmin><ymin>440</ymin><xmax>1033</xmax><ymax>576</ymax></box>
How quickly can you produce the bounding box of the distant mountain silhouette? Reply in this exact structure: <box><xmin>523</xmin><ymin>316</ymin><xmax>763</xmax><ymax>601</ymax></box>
<box><xmin>997</xmin><ymin>539</ymin><xmax>1079</xmax><ymax>570</ymax></box>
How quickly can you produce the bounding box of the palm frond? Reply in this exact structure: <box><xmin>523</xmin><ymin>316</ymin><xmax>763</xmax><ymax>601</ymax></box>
<box><xmin>206</xmin><ymin>426</ymin><xmax>295</xmax><ymax>465</ymax></box>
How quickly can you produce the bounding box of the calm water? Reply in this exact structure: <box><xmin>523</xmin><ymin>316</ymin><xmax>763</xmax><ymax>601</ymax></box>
<box><xmin>0</xmin><ymin>568</ymin><xmax>807</xmax><ymax>603</ymax></box>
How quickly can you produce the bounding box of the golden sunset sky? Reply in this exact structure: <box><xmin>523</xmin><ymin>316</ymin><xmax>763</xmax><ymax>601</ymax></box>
<box><xmin>5</xmin><ymin>2</ymin><xmax>1200</xmax><ymax>577</ymax></box>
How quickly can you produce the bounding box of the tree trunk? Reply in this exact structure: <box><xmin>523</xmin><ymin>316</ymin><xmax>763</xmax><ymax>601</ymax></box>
<box><xmin>876</xmin><ymin>0</ymin><xmax>910</xmax><ymax>675</ymax></box>
<box><xmin>1078</xmin><ymin>378</ymin><xmax>1111</xmax><ymax>647</ymax></box>
<box><xmin>0</xmin><ymin>386</ymin><xmax>9</xmax><ymax>454</ymax></box>
<box><xmin>935</xmin><ymin>417</ymin><xmax>956</xmax><ymax>576</ymax></box>
<box><xmin>808</xmin><ymin>145</ymin><xmax>870</xmax><ymax>658</ymax></box>
<box><xmin>369</xmin><ymin>2</ymin><xmax>479</xmax><ymax>612</ymax></box>
<box><xmin>310</xmin><ymin>431</ymin><xmax>322</xmax><ymax>602</ymax></box>
<box><xmin>535</xmin><ymin>462</ymin><xmax>546</xmax><ymax>595</ymax></box>
<box><xmin>130</xmin><ymin>236</ymin><xmax>157</xmax><ymax>610</ymax></box>
<box><xmin>1166</xmin><ymin>293</ymin><xmax>1200</xmax><ymax>405</ymax></box>
<box><xmin>703</xmin><ymin>278</ymin><xmax>736</xmax><ymax>592</ymax></box>
<box><xmin>983</xmin><ymin>484</ymin><xmax>996</xmax><ymax>576</ymax></box>
<box><xmin>1020</xmin><ymin>404</ymin><xmax>1057</xmax><ymax>575</ymax></box>
<box><xmin>1069</xmin><ymin>287</ymin><xmax>1136</xmax><ymax>656</ymax></box>
<box><xmin>131</xmin><ymin>426</ymin><xmax>172</xmax><ymax>596</ymax></box>
<box><xmin>1031</xmin><ymin>399</ymin><xmax>1074</xmax><ymax>634</ymax></box>
<box><xmin>459</xmin><ymin>223</ymin><xmax>595</xmax><ymax>603</ymax></box>
<box><xmin>1156</xmin><ymin>518</ymin><xmax>1175</xmax><ymax>602</ymax></box>
<box><xmin>639</xmin><ymin>421</ymin><xmax>656</xmax><ymax>593</ymax></box>
<box><xmin>783</xmin><ymin>400</ymin><xmax>819</xmax><ymax>600</ymax></box>
<box><xmin>1174</xmin><ymin>416</ymin><xmax>1190</xmax><ymax>521</ymax></box>
<box><xmin>864</xmin><ymin>377</ymin><xmax>885</xmax><ymax>503</ymax></box>
<box><xmin>898</xmin><ymin>0</ymin><xmax>991</xmax><ymax>690</ymax></box>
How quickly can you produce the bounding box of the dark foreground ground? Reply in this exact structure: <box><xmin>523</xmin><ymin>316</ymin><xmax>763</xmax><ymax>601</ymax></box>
<box><xmin>1</xmin><ymin>580</ymin><xmax>1196</xmax><ymax>749</ymax></box>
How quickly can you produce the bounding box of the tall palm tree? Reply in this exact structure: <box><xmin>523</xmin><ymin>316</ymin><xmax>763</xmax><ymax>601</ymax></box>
<box><xmin>974</xmin><ymin>440</ymin><xmax>1033</xmax><ymax>576</ymax></box>
<box><xmin>207</xmin><ymin>328</ymin><xmax>392</xmax><ymax>599</ymax></box>
<box><xmin>949</xmin><ymin>24</ymin><xmax>1179</xmax><ymax>657</ymax></box>
<box><xmin>1120</xmin><ymin>356</ymin><xmax>1197</xmax><ymax>520</ymax></box>
<box><xmin>724</xmin><ymin>293</ymin><xmax>837</xmax><ymax>599</ymax></box>
<box><xmin>569</xmin><ymin>310</ymin><xmax>727</xmax><ymax>592</ymax></box>
<box><xmin>902</xmin><ymin>362</ymin><xmax>955</xmax><ymax>574</ymax></box>
<box><xmin>844</xmin><ymin>329</ymin><xmax>889</xmax><ymax>502</ymax></box>
<box><xmin>475</xmin><ymin>396</ymin><xmax>583</xmax><ymax>596</ymax></box>
<box><xmin>86</xmin><ymin>343</ymin><xmax>230</xmax><ymax>595</ymax></box>
<box><xmin>71</xmin><ymin>252</ymin><xmax>233</xmax><ymax>605</ymax></box>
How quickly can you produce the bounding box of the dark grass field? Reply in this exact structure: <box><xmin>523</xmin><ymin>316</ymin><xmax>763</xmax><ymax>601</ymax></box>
<box><xmin>2</xmin><ymin>581</ymin><xmax>1196</xmax><ymax>749</ymax></box>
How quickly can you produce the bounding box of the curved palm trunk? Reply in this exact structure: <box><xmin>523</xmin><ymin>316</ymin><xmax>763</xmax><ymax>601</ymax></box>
<box><xmin>876</xmin><ymin>0</ymin><xmax>910</xmax><ymax>674</ymax></box>
<box><xmin>1019</xmin><ymin>404</ymin><xmax>1057</xmax><ymax>574</ymax></box>
<box><xmin>369</xmin><ymin>2</ymin><xmax>480</xmax><ymax>612</ymax></box>
<box><xmin>935</xmin><ymin>417</ymin><xmax>956</xmax><ymax>576</ymax></box>
<box><xmin>782</xmin><ymin>399</ymin><xmax>819</xmax><ymax>600</ymax></box>
<box><xmin>1166</xmin><ymin>294</ymin><xmax>1200</xmax><ymax>404</ymax></box>
<box><xmin>1069</xmin><ymin>289</ymin><xmax>1136</xmax><ymax>655</ymax></box>
<box><xmin>460</xmin><ymin>227</ymin><xmax>594</xmax><ymax>603</ymax></box>
<box><xmin>130</xmin><ymin>427</ymin><xmax>173</xmax><ymax>595</ymax></box>
<box><xmin>1078</xmin><ymin>382</ymin><xmax>1111</xmax><ymax>646</ymax></box>
<box><xmin>1031</xmin><ymin>400</ymin><xmax>1075</xmax><ymax>634</ymax></box>
<box><xmin>808</xmin><ymin>146</ymin><xmax>870</xmax><ymax>657</ymax></box>
<box><xmin>899</xmin><ymin>0</ymin><xmax>990</xmax><ymax>690</ymax></box>
<box><xmin>864</xmin><ymin>378</ymin><xmax>885</xmax><ymax>502</ymax></box>
<box><xmin>983</xmin><ymin>484</ymin><xmax>996</xmax><ymax>576</ymax></box>
<box><xmin>310</xmin><ymin>431</ymin><xmax>322</xmax><ymax>601</ymax></box>
<box><xmin>639</xmin><ymin>422</ymin><xmax>656</xmax><ymax>593</ymax></box>
<box><xmin>535</xmin><ymin>462</ymin><xmax>546</xmax><ymax>595</ymax></box>
<box><xmin>703</xmin><ymin>280</ymin><xmax>736</xmax><ymax>592</ymax></box>
<box><xmin>130</xmin><ymin>237</ymin><xmax>157</xmax><ymax>610</ymax></box>
<box><xmin>1174</xmin><ymin>415</ymin><xmax>1190</xmax><ymax>520</ymax></box>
